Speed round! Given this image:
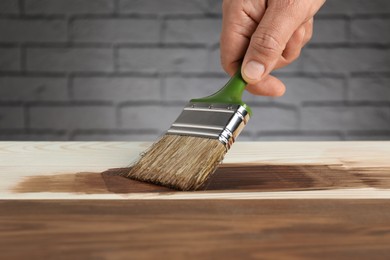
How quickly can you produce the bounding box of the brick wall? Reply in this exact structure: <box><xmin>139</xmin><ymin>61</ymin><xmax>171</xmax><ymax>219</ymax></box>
<box><xmin>0</xmin><ymin>0</ymin><xmax>389</xmax><ymax>141</ymax></box>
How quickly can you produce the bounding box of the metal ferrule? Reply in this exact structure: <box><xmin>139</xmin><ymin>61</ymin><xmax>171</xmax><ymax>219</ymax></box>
<box><xmin>166</xmin><ymin>103</ymin><xmax>250</xmax><ymax>150</ymax></box>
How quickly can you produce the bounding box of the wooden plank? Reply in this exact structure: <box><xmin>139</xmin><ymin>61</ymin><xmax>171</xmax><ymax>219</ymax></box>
<box><xmin>0</xmin><ymin>141</ymin><xmax>390</xmax><ymax>199</ymax></box>
<box><xmin>1</xmin><ymin>200</ymin><xmax>390</xmax><ymax>259</ymax></box>
<box><xmin>1</xmin><ymin>142</ymin><xmax>390</xmax><ymax>259</ymax></box>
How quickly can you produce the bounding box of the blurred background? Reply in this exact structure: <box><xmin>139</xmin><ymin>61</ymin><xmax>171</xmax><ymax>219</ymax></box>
<box><xmin>0</xmin><ymin>0</ymin><xmax>389</xmax><ymax>141</ymax></box>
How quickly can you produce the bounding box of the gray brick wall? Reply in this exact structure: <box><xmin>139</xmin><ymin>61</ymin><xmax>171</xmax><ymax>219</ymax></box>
<box><xmin>0</xmin><ymin>0</ymin><xmax>389</xmax><ymax>141</ymax></box>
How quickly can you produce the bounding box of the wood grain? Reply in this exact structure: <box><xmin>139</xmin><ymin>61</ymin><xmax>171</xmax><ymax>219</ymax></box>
<box><xmin>1</xmin><ymin>141</ymin><xmax>390</xmax><ymax>199</ymax></box>
<box><xmin>1</xmin><ymin>142</ymin><xmax>390</xmax><ymax>259</ymax></box>
<box><xmin>10</xmin><ymin>165</ymin><xmax>390</xmax><ymax>194</ymax></box>
<box><xmin>1</xmin><ymin>200</ymin><xmax>390</xmax><ymax>260</ymax></box>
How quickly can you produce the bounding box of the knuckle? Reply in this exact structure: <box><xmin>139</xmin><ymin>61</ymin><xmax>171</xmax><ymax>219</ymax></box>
<box><xmin>285</xmin><ymin>49</ymin><xmax>301</xmax><ymax>63</ymax></box>
<box><xmin>305</xmin><ymin>32</ymin><xmax>313</xmax><ymax>42</ymax></box>
<box><xmin>289</xmin><ymin>53</ymin><xmax>300</xmax><ymax>63</ymax></box>
<box><xmin>250</xmin><ymin>32</ymin><xmax>284</xmax><ymax>56</ymax></box>
<box><xmin>272</xmin><ymin>0</ymin><xmax>298</xmax><ymax>10</ymax></box>
<box><xmin>307</xmin><ymin>18</ymin><xmax>314</xmax><ymax>26</ymax></box>
<box><xmin>279</xmin><ymin>0</ymin><xmax>298</xmax><ymax>7</ymax></box>
<box><xmin>297</xmin><ymin>26</ymin><xmax>306</xmax><ymax>41</ymax></box>
<box><xmin>303</xmin><ymin>29</ymin><xmax>313</xmax><ymax>44</ymax></box>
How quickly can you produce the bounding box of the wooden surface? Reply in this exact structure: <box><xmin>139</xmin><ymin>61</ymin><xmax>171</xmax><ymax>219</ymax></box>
<box><xmin>1</xmin><ymin>141</ymin><xmax>390</xmax><ymax>259</ymax></box>
<box><xmin>2</xmin><ymin>200</ymin><xmax>390</xmax><ymax>260</ymax></box>
<box><xmin>1</xmin><ymin>141</ymin><xmax>390</xmax><ymax>199</ymax></box>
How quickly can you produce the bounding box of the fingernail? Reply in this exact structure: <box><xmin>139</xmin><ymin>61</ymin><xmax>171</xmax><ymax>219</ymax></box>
<box><xmin>243</xmin><ymin>61</ymin><xmax>265</xmax><ymax>81</ymax></box>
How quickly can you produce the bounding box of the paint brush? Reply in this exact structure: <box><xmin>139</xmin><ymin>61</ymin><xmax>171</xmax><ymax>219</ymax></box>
<box><xmin>125</xmin><ymin>70</ymin><xmax>251</xmax><ymax>190</ymax></box>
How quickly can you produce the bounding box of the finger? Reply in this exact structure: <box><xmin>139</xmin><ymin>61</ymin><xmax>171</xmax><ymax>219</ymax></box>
<box><xmin>273</xmin><ymin>24</ymin><xmax>306</xmax><ymax>69</ymax></box>
<box><xmin>241</xmin><ymin>0</ymin><xmax>326</xmax><ymax>84</ymax></box>
<box><xmin>282</xmin><ymin>25</ymin><xmax>306</xmax><ymax>62</ymax></box>
<box><xmin>273</xmin><ymin>17</ymin><xmax>315</xmax><ymax>69</ymax></box>
<box><xmin>302</xmin><ymin>18</ymin><xmax>313</xmax><ymax>46</ymax></box>
<box><xmin>246</xmin><ymin>74</ymin><xmax>286</xmax><ymax>97</ymax></box>
<box><xmin>241</xmin><ymin>2</ymin><xmax>306</xmax><ymax>84</ymax></box>
<box><xmin>220</xmin><ymin>1</ymin><xmax>264</xmax><ymax>76</ymax></box>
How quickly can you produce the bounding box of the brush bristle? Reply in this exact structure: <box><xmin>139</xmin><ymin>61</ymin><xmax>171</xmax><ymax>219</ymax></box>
<box><xmin>125</xmin><ymin>134</ymin><xmax>227</xmax><ymax>190</ymax></box>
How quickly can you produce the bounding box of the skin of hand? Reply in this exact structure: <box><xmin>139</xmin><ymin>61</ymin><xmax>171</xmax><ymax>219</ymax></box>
<box><xmin>221</xmin><ymin>0</ymin><xmax>326</xmax><ymax>96</ymax></box>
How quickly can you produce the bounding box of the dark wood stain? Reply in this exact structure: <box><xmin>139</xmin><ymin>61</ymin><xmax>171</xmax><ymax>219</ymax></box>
<box><xmin>12</xmin><ymin>164</ymin><xmax>390</xmax><ymax>193</ymax></box>
<box><xmin>102</xmin><ymin>167</ymin><xmax>173</xmax><ymax>193</ymax></box>
<box><xmin>1</xmin><ymin>200</ymin><xmax>390</xmax><ymax>259</ymax></box>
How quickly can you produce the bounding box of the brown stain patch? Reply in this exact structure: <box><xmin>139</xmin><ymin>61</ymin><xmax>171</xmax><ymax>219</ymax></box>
<box><xmin>202</xmin><ymin>164</ymin><xmax>383</xmax><ymax>191</ymax></box>
<box><xmin>12</xmin><ymin>167</ymin><xmax>173</xmax><ymax>194</ymax></box>
<box><xmin>12</xmin><ymin>165</ymin><xmax>390</xmax><ymax>194</ymax></box>
<box><xmin>101</xmin><ymin>168</ymin><xmax>173</xmax><ymax>193</ymax></box>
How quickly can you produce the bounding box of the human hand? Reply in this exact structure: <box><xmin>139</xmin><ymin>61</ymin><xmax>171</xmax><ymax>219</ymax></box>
<box><xmin>220</xmin><ymin>0</ymin><xmax>325</xmax><ymax>96</ymax></box>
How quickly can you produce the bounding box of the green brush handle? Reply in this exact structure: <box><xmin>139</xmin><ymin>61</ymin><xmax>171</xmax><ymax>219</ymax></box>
<box><xmin>190</xmin><ymin>70</ymin><xmax>252</xmax><ymax>115</ymax></box>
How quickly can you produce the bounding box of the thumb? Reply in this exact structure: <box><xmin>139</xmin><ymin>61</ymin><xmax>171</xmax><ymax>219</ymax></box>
<box><xmin>241</xmin><ymin>4</ymin><xmax>303</xmax><ymax>84</ymax></box>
